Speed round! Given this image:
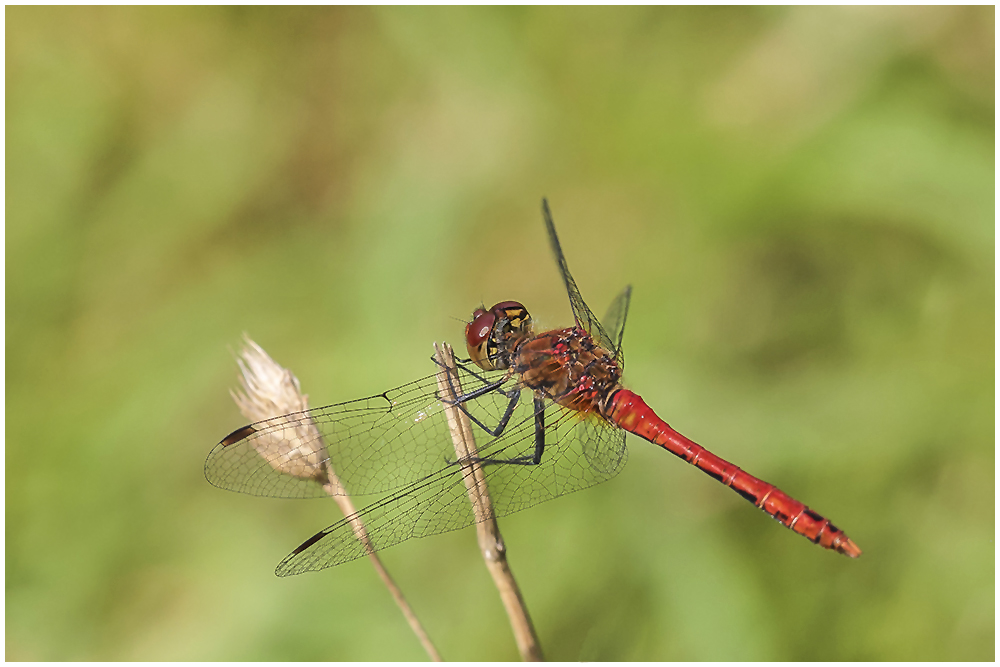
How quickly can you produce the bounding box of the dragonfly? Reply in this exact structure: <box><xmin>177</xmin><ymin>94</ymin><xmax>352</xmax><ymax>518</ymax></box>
<box><xmin>206</xmin><ymin>200</ymin><xmax>861</xmax><ymax>576</ymax></box>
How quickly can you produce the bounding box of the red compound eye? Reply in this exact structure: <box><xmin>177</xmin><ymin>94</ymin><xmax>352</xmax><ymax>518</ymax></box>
<box><xmin>465</xmin><ymin>308</ymin><xmax>496</xmax><ymax>349</ymax></box>
<box><xmin>465</xmin><ymin>307</ymin><xmax>498</xmax><ymax>371</ymax></box>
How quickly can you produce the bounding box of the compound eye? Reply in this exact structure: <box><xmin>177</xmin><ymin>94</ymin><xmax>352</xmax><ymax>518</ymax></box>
<box><xmin>492</xmin><ymin>301</ymin><xmax>531</xmax><ymax>333</ymax></box>
<box><xmin>465</xmin><ymin>309</ymin><xmax>497</xmax><ymax>371</ymax></box>
<box><xmin>466</xmin><ymin>309</ymin><xmax>494</xmax><ymax>347</ymax></box>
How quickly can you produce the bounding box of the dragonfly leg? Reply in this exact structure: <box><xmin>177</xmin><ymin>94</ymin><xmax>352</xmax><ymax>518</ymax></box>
<box><xmin>433</xmin><ymin>355</ymin><xmax>526</xmax><ymax>438</ymax></box>
<box><xmin>432</xmin><ymin>356</ymin><xmax>508</xmax><ymax>405</ymax></box>
<box><xmin>468</xmin><ymin>397</ymin><xmax>547</xmax><ymax>467</ymax></box>
<box><xmin>451</xmin><ymin>378</ymin><xmax>509</xmax><ymax>404</ymax></box>
<box><xmin>459</xmin><ymin>387</ymin><xmax>522</xmax><ymax>438</ymax></box>
<box><xmin>430</xmin><ymin>353</ymin><xmax>494</xmax><ymax>387</ymax></box>
<box><xmin>443</xmin><ymin>388</ymin><xmax>523</xmax><ymax>467</ymax></box>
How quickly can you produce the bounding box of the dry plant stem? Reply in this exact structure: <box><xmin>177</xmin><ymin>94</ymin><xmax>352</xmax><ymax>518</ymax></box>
<box><xmin>232</xmin><ymin>337</ymin><xmax>441</xmax><ymax>662</ymax></box>
<box><xmin>322</xmin><ymin>469</ymin><xmax>443</xmax><ymax>662</ymax></box>
<box><xmin>434</xmin><ymin>343</ymin><xmax>544</xmax><ymax>662</ymax></box>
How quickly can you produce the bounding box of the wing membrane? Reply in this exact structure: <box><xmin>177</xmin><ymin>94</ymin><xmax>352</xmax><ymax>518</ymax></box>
<box><xmin>601</xmin><ymin>285</ymin><xmax>632</xmax><ymax>366</ymax></box>
<box><xmin>276</xmin><ymin>402</ymin><xmax>628</xmax><ymax>575</ymax></box>
<box><xmin>205</xmin><ymin>364</ymin><xmax>524</xmax><ymax>499</ymax></box>
<box><xmin>542</xmin><ymin>199</ymin><xmax>620</xmax><ymax>355</ymax></box>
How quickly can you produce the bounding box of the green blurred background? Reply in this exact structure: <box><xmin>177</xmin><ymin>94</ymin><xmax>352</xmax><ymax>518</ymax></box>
<box><xmin>7</xmin><ymin>6</ymin><xmax>994</xmax><ymax>661</ymax></box>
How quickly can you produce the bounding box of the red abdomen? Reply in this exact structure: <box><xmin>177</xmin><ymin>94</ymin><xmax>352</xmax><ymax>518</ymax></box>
<box><xmin>607</xmin><ymin>389</ymin><xmax>861</xmax><ymax>558</ymax></box>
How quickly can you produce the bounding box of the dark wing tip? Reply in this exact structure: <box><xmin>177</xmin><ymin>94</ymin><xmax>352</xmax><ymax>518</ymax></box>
<box><xmin>220</xmin><ymin>424</ymin><xmax>257</xmax><ymax>447</ymax></box>
<box><xmin>291</xmin><ymin>529</ymin><xmax>328</xmax><ymax>556</ymax></box>
<box><xmin>275</xmin><ymin>529</ymin><xmax>331</xmax><ymax>577</ymax></box>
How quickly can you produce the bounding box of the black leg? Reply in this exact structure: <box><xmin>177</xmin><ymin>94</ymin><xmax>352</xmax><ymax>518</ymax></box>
<box><xmin>530</xmin><ymin>395</ymin><xmax>545</xmax><ymax>464</ymax></box>
<box><xmin>451</xmin><ymin>377</ymin><xmax>509</xmax><ymax>404</ymax></box>
<box><xmin>432</xmin><ymin>354</ymin><xmax>526</xmax><ymax>437</ymax></box>
<box><xmin>432</xmin><ymin>354</ymin><xmax>508</xmax><ymax>404</ymax></box>
<box><xmin>465</xmin><ymin>396</ymin><xmax>548</xmax><ymax>468</ymax></box>
<box><xmin>430</xmin><ymin>353</ymin><xmax>494</xmax><ymax>386</ymax></box>
<box><xmin>460</xmin><ymin>387</ymin><xmax>521</xmax><ymax>438</ymax></box>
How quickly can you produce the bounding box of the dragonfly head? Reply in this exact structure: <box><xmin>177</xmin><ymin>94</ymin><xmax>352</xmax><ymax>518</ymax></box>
<box><xmin>466</xmin><ymin>301</ymin><xmax>532</xmax><ymax>371</ymax></box>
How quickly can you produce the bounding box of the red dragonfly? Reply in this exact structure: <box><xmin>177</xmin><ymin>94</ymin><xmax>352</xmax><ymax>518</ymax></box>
<box><xmin>206</xmin><ymin>200</ymin><xmax>860</xmax><ymax>575</ymax></box>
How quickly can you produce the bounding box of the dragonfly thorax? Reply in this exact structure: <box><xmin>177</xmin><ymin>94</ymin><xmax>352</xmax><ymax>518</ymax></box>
<box><xmin>466</xmin><ymin>301</ymin><xmax>533</xmax><ymax>371</ymax></box>
<box><xmin>515</xmin><ymin>327</ymin><xmax>623</xmax><ymax>417</ymax></box>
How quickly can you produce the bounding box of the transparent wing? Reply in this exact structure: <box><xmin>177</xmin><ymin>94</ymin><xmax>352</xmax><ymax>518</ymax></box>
<box><xmin>542</xmin><ymin>199</ymin><xmax>619</xmax><ymax>355</ymax></box>
<box><xmin>275</xmin><ymin>402</ymin><xmax>628</xmax><ymax>575</ymax></box>
<box><xmin>205</xmin><ymin>364</ymin><xmax>528</xmax><ymax>499</ymax></box>
<box><xmin>601</xmin><ymin>285</ymin><xmax>632</xmax><ymax>366</ymax></box>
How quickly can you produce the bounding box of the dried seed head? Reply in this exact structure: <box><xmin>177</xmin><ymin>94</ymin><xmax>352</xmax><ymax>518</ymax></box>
<box><xmin>231</xmin><ymin>335</ymin><xmax>332</xmax><ymax>485</ymax></box>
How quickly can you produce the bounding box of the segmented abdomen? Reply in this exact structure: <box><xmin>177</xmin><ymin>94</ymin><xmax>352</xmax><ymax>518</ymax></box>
<box><xmin>607</xmin><ymin>389</ymin><xmax>861</xmax><ymax>558</ymax></box>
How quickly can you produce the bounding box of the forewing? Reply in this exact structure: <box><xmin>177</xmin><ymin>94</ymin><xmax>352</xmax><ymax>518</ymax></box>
<box><xmin>542</xmin><ymin>199</ymin><xmax>619</xmax><ymax>354</ymax></box>
<box><xmin>205</xmin><ymin>364</ymin><xmax>518</xmax><ymax>499</ymax></box>
<box><xmin>275</xmin><ymin>401</ymin><xmax>629</xmax><ymax>575</ymax></box>
<box><xmin>601</xmin><ymin>285</ymin><xmax>632</xmax><ymax>366</ymax></box>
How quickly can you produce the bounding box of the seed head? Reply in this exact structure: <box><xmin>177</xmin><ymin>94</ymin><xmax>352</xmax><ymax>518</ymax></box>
<box><xmin>230</xmin><ymin>335</ymin><xmax>332</xmax><ymax>485</ymax></box>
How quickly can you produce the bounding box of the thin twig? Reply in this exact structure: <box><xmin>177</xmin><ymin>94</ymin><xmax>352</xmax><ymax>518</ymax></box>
<box><xmin>232</xmin><ymin>336</ymin><xmax>442</xmax><ymax>662</ymax></box>
<box><xmin>321</xmin><ymin>468</ymin><xmax>442</xmax><ymax>661</ymax></box>
<box><xmin>434</xmin><ymin>342</ymin><xmax>544</xmax><ymax>662</ymax></box>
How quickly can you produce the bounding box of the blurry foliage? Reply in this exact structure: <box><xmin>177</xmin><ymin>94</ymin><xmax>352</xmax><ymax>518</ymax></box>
<box><xmin>6</xmin><ymin>6</ymin><xmax>993</xmax><ymax>661</ymax></box>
